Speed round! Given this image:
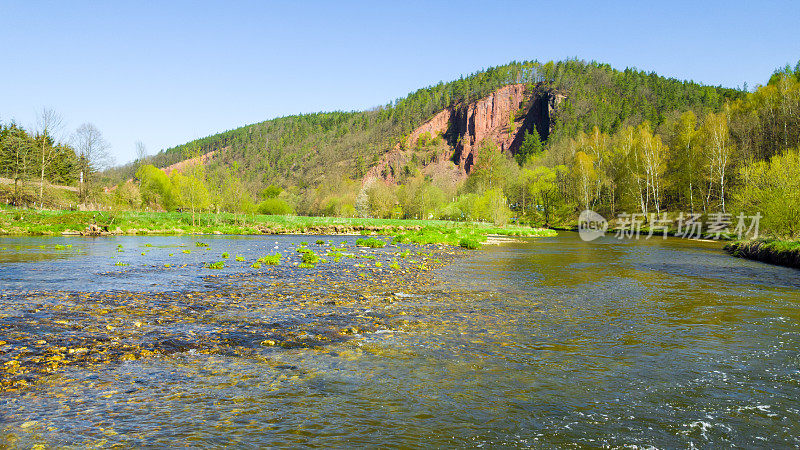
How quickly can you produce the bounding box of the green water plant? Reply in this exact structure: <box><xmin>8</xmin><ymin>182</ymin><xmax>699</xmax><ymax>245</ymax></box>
<box><xmin>257</xmin><ymin>253</ymin><xmax>282</xmax><ymax>265</ymax></box>
<box><xmin>459</xmin><ymin>237</ymin><xmax>481</xmax><ymax>250</ymax></box>
<box><xmin>206</xmin><ymin>261</ymin><xmax>225</xmax><ymax>269</ymax></box>
<box><xmin>356</xmin><ymin>237</ymin><xmax>386</xmax><ymax>248</ymax></box>
<box><xmin>301</xmin><ymin>250</ymin><xmax>319</xmax><ymax>265</ymax></box>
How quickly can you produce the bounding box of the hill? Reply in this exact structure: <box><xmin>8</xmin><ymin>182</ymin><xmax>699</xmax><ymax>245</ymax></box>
<box><xmin>102</xmin><ymin>59</ymin><xmax>743</xmax><ymax>217</ymax></box>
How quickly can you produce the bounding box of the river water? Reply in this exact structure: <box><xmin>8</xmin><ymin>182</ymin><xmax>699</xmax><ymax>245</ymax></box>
<box><xmin>1</xmin><ymin>232</ymin><xmax>799</xmax><ymax>447</ymax></box>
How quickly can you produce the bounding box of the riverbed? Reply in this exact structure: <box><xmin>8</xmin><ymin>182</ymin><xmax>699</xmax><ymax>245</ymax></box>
<box><xmin>1</xmin><ymin>232</ymin><xmax>799</xmax><ymax>447</ymax></box>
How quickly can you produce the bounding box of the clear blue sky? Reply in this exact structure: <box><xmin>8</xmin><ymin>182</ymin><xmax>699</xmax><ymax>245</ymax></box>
<box><xmin>2</xmin><ymin>0</ymin><xmax>798</xmax><ymax>164</ymax></box>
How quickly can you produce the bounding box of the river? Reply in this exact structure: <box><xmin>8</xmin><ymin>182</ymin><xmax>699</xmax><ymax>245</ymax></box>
<box><xmin>1</xmin><ymin>232</ymin><xmax>798</xmax><ymax>447</ymax></box>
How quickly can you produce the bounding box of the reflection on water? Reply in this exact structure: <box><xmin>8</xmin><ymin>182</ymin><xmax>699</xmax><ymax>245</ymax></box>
<box><xmin>1</xmin><ymin>232</ymin><xmax>799</xmax><ymax>447</ymax></box>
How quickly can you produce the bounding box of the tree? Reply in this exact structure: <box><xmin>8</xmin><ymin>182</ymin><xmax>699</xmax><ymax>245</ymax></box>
<box><xmin>734</xmin><ymin>147</ymin><xmax>800</xmax><ymax>238</ymax></box>
<box><xmin>0</xmin><ymin>123</ymin><xmax>34</xmax><ymax>205</ymax></box>
<box><xmin>35</xmin><ymin>108</ymin><xmax>64</xmax><ymax>204</ymax></box>
<box><xmin>73</xmin><ymin>123</ymin><xmax>112</xmax><ymax>203</ymax></box>
<box><xmin>523</xmin><ymin>165</ymin><xmax>563</xmax><ymax>226</ymax></box>
<box><xmin>637</xmin><ymin>122</ymin><xmax>667</xmax><ymax>213</ymax></box>
<box><xmin>181</xmin><ymin>143</ymin><xmax>207</xmax><ymax>226</ymax></box>
<box><xmin>136</xmin><ymin>164</ymin><xmax>176</xmax><ymax>210</ymax></box>
<box><xmin>668</xmin><ymin>111</ymin><xmax>701</xmax><ymax>213</ymax></box>
<box><xmin>572</xmin><ymin>151</ymin><xmax>596</xmax><ymax>210</ymax></box>
<box><xmin>515</xmin><ymin>127</ymin><xmax>543</xmax><ymax>165</ymax></box>
<box><xmin>701</xmin><ymin>112</ymin><xmax>732</xmax><ymax>212</ymax></box>
<box><xmin>172</xmin><ymin>171</ymin><xmax>210</xmax><ymax>223</ymax></box>
<box><xmin>134</xmin><ymin>140</ymin><xmax>148</xmax><ymax>174</ymax></box>
<box><xmin>467</xmin><ymin>140</ymin><xmax>518</xmax><ymax>193</ymax></box>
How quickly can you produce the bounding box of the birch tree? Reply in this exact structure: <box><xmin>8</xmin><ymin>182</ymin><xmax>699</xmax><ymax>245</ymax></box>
<box><xmin>702</xmin><ymin>112</ymin><xmax>732</xmax><ymax>213</ymax></box>
<box><xmin>35</xmin><ymin>108</ymin><xmax>64</xmax><ymax>203</ymax></box>
<box><xmin>637</xmin><ymin>122</ymin><xmax>667</xmax><ymax>214</ymax></box>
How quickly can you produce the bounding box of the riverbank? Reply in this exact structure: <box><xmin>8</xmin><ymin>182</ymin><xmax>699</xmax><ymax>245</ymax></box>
<box><xmin>724</xmin><ymin>239</ymin><xmax>800</xmax><ymax>269</ymax></box>
<box><xmin>0</xmin><ymin>207</ymin><xmax>556</xmax><ymax>246</ymax></box>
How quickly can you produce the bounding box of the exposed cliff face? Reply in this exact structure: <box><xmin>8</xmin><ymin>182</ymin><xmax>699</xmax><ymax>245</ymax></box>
<box><xmin>364</xmin><ymin>83</ymin><xmax>563</xmax><ymax>185</ymax></box>
<box><xmin>451</xmin><ymin>84</ymin><xmax>526</xmax><ymax>171</ymax></box>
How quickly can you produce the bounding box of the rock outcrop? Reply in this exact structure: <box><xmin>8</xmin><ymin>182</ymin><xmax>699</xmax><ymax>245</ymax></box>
<box><xmin>364</xmin><ymin>83</ymin><xmax>564</xmax><ymax>185</ymax></box>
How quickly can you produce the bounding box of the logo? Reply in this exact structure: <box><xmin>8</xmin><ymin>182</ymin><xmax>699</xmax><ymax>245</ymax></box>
<box><xmin>578</xmin><ymin>209</ymin><xmax>607</xmax><ymax>241</ymax></box>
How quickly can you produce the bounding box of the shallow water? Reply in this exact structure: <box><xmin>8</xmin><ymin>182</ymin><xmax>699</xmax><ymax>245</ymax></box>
<box><xmin>1</xmin><ymin>232</ymin><xmax>799</xmax><ymax>447</ymax></box>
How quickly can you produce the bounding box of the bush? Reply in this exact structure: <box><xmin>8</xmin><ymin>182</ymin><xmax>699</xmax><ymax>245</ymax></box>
<box><xmin>257</xmin><ymin>198</ymin><xmax>293</xmax><ymax>215</ymax></box>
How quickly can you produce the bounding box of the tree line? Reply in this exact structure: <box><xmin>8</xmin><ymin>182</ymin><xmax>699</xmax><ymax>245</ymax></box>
<box><xmin>0</xmin><ymin>109</ymin><xmax>113</xmax><ymax>207</ymax></box>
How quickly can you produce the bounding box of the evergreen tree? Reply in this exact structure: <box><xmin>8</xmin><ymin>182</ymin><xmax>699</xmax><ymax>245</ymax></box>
<box><xmin>515</xmin><ymin>127</ymin><xmax>543</xmax><ymax>165</ymax></box>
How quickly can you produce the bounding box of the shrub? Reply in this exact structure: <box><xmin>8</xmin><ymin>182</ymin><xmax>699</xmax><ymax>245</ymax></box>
<box><xmin>257</xmin><ymin>198</ymin><xmax>292</xmax><ymax>215</ymax></box>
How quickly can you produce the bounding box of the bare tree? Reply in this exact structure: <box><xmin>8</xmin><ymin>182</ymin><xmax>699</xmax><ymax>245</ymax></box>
<box><xmin>73</xmin><ymin>123</ymin><xmax>112</xmax><ymax>203</ymax></box>
<box><xmin>134</xmin><ymin>140</ymin><xmax>148</xmax><ymax>170</ymax></box>
<box><xmin>35</xmin><ymin>108</ymin><xmax>64</xmax><ymax>204</ymax></box>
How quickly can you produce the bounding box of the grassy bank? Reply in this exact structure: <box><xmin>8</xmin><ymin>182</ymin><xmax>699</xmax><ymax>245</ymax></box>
<box><xmin>0</xmin><ymin>207</ymin><xmax>556</xmax><ymax>246</ymax></box>
<box><xmin>724</xmin><ymin>239</ymin><xmax>800</xmax><ymax>269</ymax></box>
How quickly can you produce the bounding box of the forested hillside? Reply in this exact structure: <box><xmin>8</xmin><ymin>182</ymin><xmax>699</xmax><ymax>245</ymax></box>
<box><xmin>101</xmin><ymin>59</ymin><xmax>742</xmax><ymax>215</ymax></box>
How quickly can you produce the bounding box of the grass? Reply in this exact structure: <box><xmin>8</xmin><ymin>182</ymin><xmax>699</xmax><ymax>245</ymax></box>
<box><xmin>206</xmin><ymin>261</ymin><xmax>225</xmax><ymax>269</ymax></box>
<box><xmin>724</xmin><ymin>238</ymin><xmax>800</xmax><ymax>269</ymax></box>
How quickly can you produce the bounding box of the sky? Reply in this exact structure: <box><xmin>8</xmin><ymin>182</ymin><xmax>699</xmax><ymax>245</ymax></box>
<box><xmin>1</xmin><ymin>0</ymin><xmax>798</xmax><ymax>165</ymax></box>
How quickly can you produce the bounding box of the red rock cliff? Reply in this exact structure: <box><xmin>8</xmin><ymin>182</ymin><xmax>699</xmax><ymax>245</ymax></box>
<box><xmin>364</xmin><ymin>83</ymin><xmax>563</xmax><ymax>185</ymax></box>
